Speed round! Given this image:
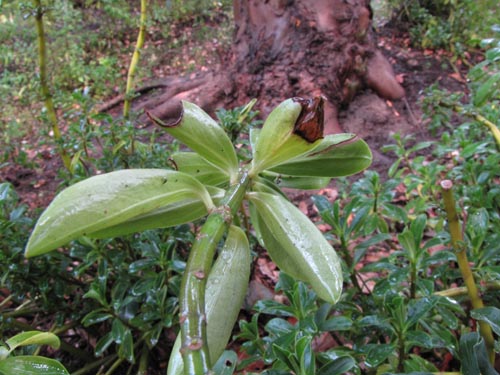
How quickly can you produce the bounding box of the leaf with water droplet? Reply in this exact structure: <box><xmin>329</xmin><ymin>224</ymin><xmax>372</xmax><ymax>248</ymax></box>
<box><xmin>249</xmin><ymin>191</ymin><xmax>343</xmax><ymax>304</ymax></box>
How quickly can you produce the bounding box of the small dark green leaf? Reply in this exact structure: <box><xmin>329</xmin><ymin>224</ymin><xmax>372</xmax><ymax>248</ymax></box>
<box><xmin>118</xmin><ymin>329</ymin><xmax>134</xmax><ymax>363</ymax></box>
<box><xmin>265</xmin><ymin>318</ymin><xmax>294</xmax><ymax>336</ymax></box>
<box><xmin>95</xmin><ymin>332</ymin><xmax>114</xmax><ymax>356</ymax></box>
<box><xmin>471</xmin><ymin>307</ymin><xmax>500</xmax><ymax>336</ymax></box>
<box><xmin>112</xmin><ymin>319</ymin><xmax>127</xmax><ymax>344</ymax></box>
<box><xmin>297</xmin><ymin>336</ymin><xmax>315</xmax><ymax>375</ymax></box>
<box><xmin>318</xmin><ymin>356</ymin><xmax>356</xmax><ymax>375</ymax></box>
<box><xmin>459</xmin><ymin>332</ymin><xmax>499</xmax><ymax>375</ymax></box>
<box><xmin>363</xmin><ymin>344</ymin><xmax>395</xmax><ymax>368</ymax></box>
<box><xmin>82</xmin><ymin>310</ymin><xmax>113</xmax><ymax>327</ymax></box>
<box><xmin>320</xmin><ymin>316</ymin><xmax>353</xmax><ymax>332</ymax></box>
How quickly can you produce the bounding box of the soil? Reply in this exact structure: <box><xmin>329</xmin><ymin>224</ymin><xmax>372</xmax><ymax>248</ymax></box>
<box><xmin>339</xmin><ymin>23</ymin><xmax>469</xmax><ymax>171</ymax></box>
<box><xmin>1</xmin><ymin>20</ymin><xmax>470</xmax><ymax>210</ymax></box>
<box><xmin>0</xmin><ymin>14</ymin><xmax>479</xmax><ymax>375</ymax></box>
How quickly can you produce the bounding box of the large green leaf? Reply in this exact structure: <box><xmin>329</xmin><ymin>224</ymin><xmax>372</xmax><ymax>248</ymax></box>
<box><xmin>90</xmin><ymin>186</ymin><xmax>225</xmax><ymax>239</ymax></box>
<box><xmin>0</xmin><ymin>356</ymin><xmax>69</xmax><ymax>375</ymax></box>
<box><xmin>149</xmin><ymin>101</ymin><xmax>239</xmax><ymax>181</ymax></box>
<box><xmin>25</xmin><ymin>169</ymin><xmax>214</xmax><ymax>257</ymax></box>
<box><xmin>250</xmin><ymin>98</ymin><xmax>323</xmax><ymax>175</ymax></box>
<box><xmin>248</xmin><ymin>191</ymin><xmax>343</xmax><ymax>303</ymax></box>
<box><xmin>170</xmin><ymin>152</ymin><xmax>230</xmax><ymax>186</ymax></box>
<box><xmin>167</xmin><ymin>225</ymin><xmax>251</xmax><ymax>375</ymax></box>
<box><xmin>269</xmin><ymin>134</ymin><xmax>372</xmax><ymax>177</ymax></box>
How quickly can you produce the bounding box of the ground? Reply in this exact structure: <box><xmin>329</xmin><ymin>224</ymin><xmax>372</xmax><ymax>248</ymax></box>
<box><xmin>1</xmin><ymin>18</ymin><xmax>470</xmax><ymax>210</ymax></box>
<box><xmin>0</xmin><ymin>14</ymin><xmax>485</xmax><ymax>374</ymax></box>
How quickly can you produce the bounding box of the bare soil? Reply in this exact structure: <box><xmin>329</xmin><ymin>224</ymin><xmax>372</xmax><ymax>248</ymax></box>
<box><xmin>2</xmin><ymin>20</ymin><xmax>470</xmax><ymax>211</ymax></box>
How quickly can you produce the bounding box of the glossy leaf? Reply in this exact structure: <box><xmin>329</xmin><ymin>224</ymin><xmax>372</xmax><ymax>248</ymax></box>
<box><xmin>170</xmin><ymin>152</ymin><xmax>230</xmax><ymax>186</ymax></box>
<box><xmin>90</xmin><ymin>186</ymin><xmax>224</xmax><ymax>239</ymax></box>
<box><xmin>95</xmin><ymin>332</ymin><xmax>114</xmax><ymax>357</ymax></box>
<box><xmin>471</xmin><ymin>307</ymin><xmax>500</xmax><ymax>336</ymax></box>
<box><xmin>269</xmin><ymin>134</ymin><xmax>372</xmax><ymax>177</ymax></box>
<box><xmin>26</xmin><ymin>169</ymin><xmax>214</xmax><ymax>257</ymax></box>
<box><xmin>459</xmin><ymin>332</ymin><xmax>499</xmax><ymax>375</ymax></box>
<box><xmin>167</xmin><ymin>225</ymin><xmax>251</xmax><ymax>375</ymax></box>
<box><xmin>211</xmin><ymin>351</ymin><xmax>238</xmax><ymax>375</ymax></box>
<box><xmin>149</xmin><ymin>101</ymin><xmax>238</xmax><ymax>181</ymax></box>
<box><xmin>249</xmin><ymin>191</ymin><xmax>343</xmax><ymax>303</ymax></box>
<box><xmin>5</xmin><ymin>332</ymin><xmax>60</xmax><ymax>352</ymax></box>
<box><xmin>251</xmin><ymin>98</ymin><xmax>323</xmax><ymax>174</ymax></box>
<box><xmin>0</xmin><ymin>356</ymin><xmax>70</xmax><ymax>375</ymax></box>
<box><xmin>318</xmin><ymin>356</ymin><xmax>356</xmax><ymax>375</ymax></box>
<box><xmin>362</xmin><ymin>343</ymin><xmax>395</xmax><ymax>368</ymax></box>
<box><xmin>263</xmin><ymin>173</ymin><xmax>331</xmax><ymax>190</ymax></box>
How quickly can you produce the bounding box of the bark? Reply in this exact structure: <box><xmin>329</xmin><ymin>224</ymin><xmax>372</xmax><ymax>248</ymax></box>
<box><xmin>135</xmin><ymin>0</ymin><xmax>405</xmax><ymax>134</ymax></box>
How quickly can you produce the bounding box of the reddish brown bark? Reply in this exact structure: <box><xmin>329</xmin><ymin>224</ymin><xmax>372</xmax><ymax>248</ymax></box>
<box><xmin>137</xmin><ymin>0</ymin><xmax>405</xmax><ymax>134</ymax></box>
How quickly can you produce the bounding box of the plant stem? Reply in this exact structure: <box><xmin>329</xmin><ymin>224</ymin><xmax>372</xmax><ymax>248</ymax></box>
<box><xmin>440</xmin><ymin>180</ymin><xmax>495</xmax><ymax>363</ymax></box>
<box><xmin>179</xmin><ymin>171</ymin><xmax>250</xmax><ymax>374</ymax></box>
<box><xmin>123</xmin><ymin>0</ymin><xmax>148</xmax><ymax>119</ymax></box>
<box><xmin>435</xmin><ymin>282</ymin><xmax>500</xmax><ymax>298</ymax></box>
<box><xmin>443</xmin><ymin>103</ymin><xmax>500</xmax><ymax>148</ymax></box>
<box><xmin>136</xmin><ymin>345</ymin><xmax>149</xmax><ymax>375</ymax></box>
<box><xmin>33</xmin><ymin>0</ymin><xmax>72</xmax><ymax>172</ymax></box>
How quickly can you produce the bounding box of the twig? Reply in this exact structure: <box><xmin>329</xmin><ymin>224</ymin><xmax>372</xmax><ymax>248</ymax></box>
<box><xmin>123</xmin><ymin>0</ymin><xmax>148</xmax><ymax>119</ymax></box>
<box><xmin>33</xmin><ymin>0</ymin><xmax>71</xmax><ymax>172</ymax></box>
<box><xmin>440</xmin><ymin>180</ymin><xmax>495</xmax><ymax>364</ymax></box>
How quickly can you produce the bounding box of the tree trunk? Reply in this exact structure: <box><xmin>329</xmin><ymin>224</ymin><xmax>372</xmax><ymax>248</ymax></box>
<box><xmin>139</xmin><ymin>0</ymin><xmax>404</xmax><ymax>134</ymax></box>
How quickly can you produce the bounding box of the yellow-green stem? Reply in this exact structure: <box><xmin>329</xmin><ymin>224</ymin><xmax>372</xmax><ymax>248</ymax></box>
<box><xmin>435</xmin><ymin>281</ymin><xmax>500</xmax><ymax>299</ymax></box>
<box><xmin>449</xmin><ymin>104</ymin><xmax>500</xmax><ymax>148</ymax></box>
<box><xmin>179</xmin><ymin>171</ymin><xmax>250</xmax><ymax>374</ymax></box>
<box><xmin>33</xmin><ymin>0</ymin><xmax>71</xmax><ymax>172</ymax></box>
<box><xmin>123</xmin><ymin>0</ymin><xmax>148</xmax><ymax>119</ymax></box>
<box><xmin>440</xmin><ymin>180</ymin><xmax>495</xmax><ymax>363</ymax></box>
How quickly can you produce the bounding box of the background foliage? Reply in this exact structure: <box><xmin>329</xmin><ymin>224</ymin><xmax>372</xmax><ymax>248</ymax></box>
<box><xmin>1</xmin><ymin>0</ymin><xmax>500</xmax><ymax>374</ymax></box>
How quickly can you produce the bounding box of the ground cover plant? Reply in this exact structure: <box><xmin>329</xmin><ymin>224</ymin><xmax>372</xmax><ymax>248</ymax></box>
<box><xmin>1</xmin><ymin>1</ymin><xmax>500</xmax><ymax>374</ymax></box>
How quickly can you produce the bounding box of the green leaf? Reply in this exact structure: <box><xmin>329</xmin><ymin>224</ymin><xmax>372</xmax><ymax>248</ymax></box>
<box><xmin>25</xmin><ymin>169</ymin><xmax>214</xmax><ymax>257</ymax></box>
<box><xmin>167</xmin><ymin>225</ymin><xmax>251</xmax><ymax>374</ymax></box>
<box><xmin>170</xmin><ymin>152</ymin><xmax>230</xmax><ymax>186</ymax></box>
<box><xmin>212</xmin><ymin>351</ymin><xmax>238</xmax><ymax>375</ymax></box>
<box><xmin>318</xmin><ymin>356</ymin><xmax>356</xmax><ymax>375</ymax></box>
<box><xmin>319</xmin><ymin>316</ymin><xmax>353</xmax><ymax>331</ymax></box>
<box><xmin>473</xmin><ymin>72</ymin><xmax>500</xmax><ymax>107</ymax></box>
<box><xmin>269</xmin><ymin>134</ymin><xmax>372</xmax><ymax>178</ymax></box>
<box><xmin>0</xmin><ymin>356</ymin><xmax>69</xmax><ymax>375</ymax></box>
<box><xmin>249</xmin><ymin>191</ymin><xmax>343</xmax><ymax>303</ymax></box>
<box><xmin>362</xmin><ymin>344</ymin><xmax>395</xmax><ymax>368</ymax></box>
<box><xmin>81</xmin><ymin>310</ymin><xmax>113</xmax><ymax>327</ymax></box>
<box><xmin>471</xmin><ymin>307</ymin><xmax>500</xmax><ymax>336</ymax></box>
<box><xmin>89</xmin><ymin>186</ymin><xmax>224</xmax><ymax>239</ymax></box>
<box><xmin>297</xmin><ymin>336</ymin><xmax>315</xmax><ymax>375</ymax></box>
<box><xmin>268</xmin><ymin>174</ymin><xmax>331</xmax><ymax>190</ymax></box>
<box><xmin>149</xmin><ymin>101</ymin><xmax>238</xmax><ymax>181</ymax></box>
<box><xmin>118</xmin><ymin>329</ymin><xmax>134</xmax><ymax>363</ymax></box>
<box><xmin>251</xmin><ymin>98</ymin><xmax>323</xmax><ymax>174</ymax></box>
<box><xmin>95</xmin><ymin>332</ymin><xmax>114</xmax><ymax>356</ymax></box>
<box><xmin>459</xmin><ymin>332</ymin><xmax>499</xmax><ymax>375</ymax></box>
<box><xmin>204</xmin><ymin>225</ymin><xmax>251</xmax><ymax>362</ymax></box>
<box><xmin>6</xmin><ymin>331</ymin><xmax>60</xmax><ymax>352</ymax></box>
